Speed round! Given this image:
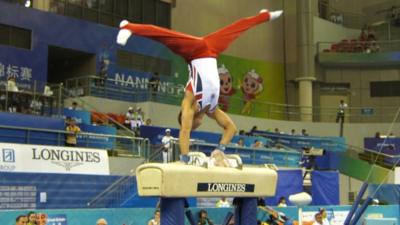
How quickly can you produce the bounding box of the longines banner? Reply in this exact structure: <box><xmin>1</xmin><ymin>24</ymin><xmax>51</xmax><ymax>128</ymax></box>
<box><xmin>0</xmin><ymin>143</ymin><xmax>110</xmax><ymax>175</ymax></box>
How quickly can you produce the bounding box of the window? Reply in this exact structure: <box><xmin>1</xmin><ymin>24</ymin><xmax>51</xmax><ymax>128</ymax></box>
<box><xmin>48</xmin><ymin>0</ymin><xmax>171</xmax><ymax>28</ymax></box>
<box><xmin>156</xmin><ymin>1</ymin><xmax>170</xmax><ymax>28</ymax></box>
<box><xmin>0</xmin><ymin>23</ymin><xmax>31</xmax><ymax>50</ymax></box>
<box><xmin>370</xmin><ymin>81</ymin><xmax>400</xmax><ymax>97</ymax></box>
<box><xmin>117</xmin><ymin>50</ymin><xmax>171</xmax><ymax>75</ymax></box>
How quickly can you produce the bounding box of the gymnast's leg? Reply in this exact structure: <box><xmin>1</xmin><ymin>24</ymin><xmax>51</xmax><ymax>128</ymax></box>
<box><xmin>204</xmin><ymin>9</ymin><xmax>283</xmax><ymax>55</ymax></box>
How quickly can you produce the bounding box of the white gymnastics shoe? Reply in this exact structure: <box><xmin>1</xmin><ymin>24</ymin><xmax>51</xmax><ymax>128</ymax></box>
<box><xmin>270</xmin><ymin>10</ymin><xmax>283</xmax><ymax>21</ymax></box>
<box><xmin>260</xmin><ymin>9</ymin><xmax>268</xmax><ymax>14</ymax></box>
<box><xmin>116</xmin><ymin>20</ymin><xmax>132</xmax><ymax>46</ymax></box>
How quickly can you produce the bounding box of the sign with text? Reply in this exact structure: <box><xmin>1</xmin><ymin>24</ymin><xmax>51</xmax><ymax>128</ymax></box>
<box><xmin>0</xmin><ymin>143</ymin><xmax>109</xmax><ymax>175</ymax></box>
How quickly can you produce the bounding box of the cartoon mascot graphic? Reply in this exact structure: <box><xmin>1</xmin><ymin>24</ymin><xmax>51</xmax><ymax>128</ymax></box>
<box><xmin>240</xmin><ymin>69</ymin><xmax>263</xmax><ymax>114</ymax></box>
<box><xmin>218</xmin><ymin>64</ymin><xmax>235</xmax><ymax>111</ymax></box>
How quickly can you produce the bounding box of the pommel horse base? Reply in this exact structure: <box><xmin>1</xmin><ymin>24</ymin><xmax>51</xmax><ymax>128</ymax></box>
<box><xmin>136</xmin><ymin>152</ymin><xmax>278</xmax><ymax>225</ymax></box>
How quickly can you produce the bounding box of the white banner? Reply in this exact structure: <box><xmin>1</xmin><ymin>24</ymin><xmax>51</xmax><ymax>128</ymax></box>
<box><xmin>0</xmin><ymin>143</ymin><xmax>110</xmax><ymax>175</ymax></box>
<box><xmin>395</xmin><ymin>167</ymin><xmax>400</xmax><ymax>184</ymax></box>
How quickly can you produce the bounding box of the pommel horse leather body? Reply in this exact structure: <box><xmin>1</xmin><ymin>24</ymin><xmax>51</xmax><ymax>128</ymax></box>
<box><xmin>136</xmin><ymin>152</ymin><xmax>278</xmax><ymax>197</ymax></box>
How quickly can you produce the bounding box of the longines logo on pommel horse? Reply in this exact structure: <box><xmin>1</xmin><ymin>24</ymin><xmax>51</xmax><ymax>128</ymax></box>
<box><xmin>136</xmin><ymin>152</ymin><xmax>278</xmax><ymax>225</ymax></box>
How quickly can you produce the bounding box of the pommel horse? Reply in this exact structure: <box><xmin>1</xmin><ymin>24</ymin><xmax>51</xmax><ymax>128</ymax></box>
<box><xmin>136</xmin><ymin>152</ymin><xmax>278</xmax><ymax>225</ymax></box>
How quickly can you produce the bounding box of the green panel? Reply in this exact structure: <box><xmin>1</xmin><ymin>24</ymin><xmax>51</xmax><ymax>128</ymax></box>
<box><xmin>338</xmin><ymin>152</ymin><xmax>391</xmax><ymax>184</ymax></box>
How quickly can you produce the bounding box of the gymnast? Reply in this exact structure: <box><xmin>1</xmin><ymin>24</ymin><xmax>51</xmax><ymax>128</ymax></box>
<box><xmin>117</xmin><ymin>9</ymin><xmax>282</xmax><ymax>166</ymax></box>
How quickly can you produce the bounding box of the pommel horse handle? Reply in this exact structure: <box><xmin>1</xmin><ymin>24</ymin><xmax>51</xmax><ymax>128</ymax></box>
<box><xmin>188</xmin><ymin>152</ymin><xmax>243</xmax><ymax>169</ymax></box>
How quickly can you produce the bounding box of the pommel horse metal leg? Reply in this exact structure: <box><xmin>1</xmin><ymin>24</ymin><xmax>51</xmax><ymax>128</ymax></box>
<box><xmin>160</xmin><ymin>197</ymin><xmax>185</xmax><ymax>225</ymax></box>
<box><xmin>160</xmin><ymin>197</ymin><xmax>196</xmax><ymax>225</ymax></box>
<box><xmin>234</xmin><ymin>198</ymin><xmax>257</xmax><ymax>225</ymax></box>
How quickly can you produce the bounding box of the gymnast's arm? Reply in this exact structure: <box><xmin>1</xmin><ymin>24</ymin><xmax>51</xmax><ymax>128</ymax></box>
<box><xmin>208</xmin><ymin>108</ymin><xmax>237</xmax><ymax>145</ymax></box>
<box><xmin>179</xmin><ymin>92</ymin><xmax>195</xmax><ymax>156</ymax></box>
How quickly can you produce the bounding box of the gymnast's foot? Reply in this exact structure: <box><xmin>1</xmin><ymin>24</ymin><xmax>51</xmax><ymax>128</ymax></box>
<box><xmin>116</xmin><ymin>20</ymin><xmax>132</xmax><ymax>46</ymax></box>
<box><xmin>260</xmin><ymin>9</ymin><xmax>283</xmax><ymax>21</ymax></box>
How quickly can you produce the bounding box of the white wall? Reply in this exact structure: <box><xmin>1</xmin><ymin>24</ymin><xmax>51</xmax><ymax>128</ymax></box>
<box><xmin>171</xmin><ymin>0</ymin><xmax>284</xmax><ymax>62</ymax></box>
<box><xmin>313</xmin><ymin>16</ymin><xmax>360</xmax><ymax>45</ymax></box>
<box><xmin>70</xmin><ymin>97</ymin><xmax>398</xmax><ymax>148</ymax></box>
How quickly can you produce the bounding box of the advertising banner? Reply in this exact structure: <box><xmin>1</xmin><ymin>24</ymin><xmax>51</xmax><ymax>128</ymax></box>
<box><xmin>302</xmin><ymin>209</ymin><xmax>349</xmax><ymax>225</ymax></box>
<box><xmin>0</xmin><ymin>143</ymin><xmax>109</xmax><ymax>175</ymax></box>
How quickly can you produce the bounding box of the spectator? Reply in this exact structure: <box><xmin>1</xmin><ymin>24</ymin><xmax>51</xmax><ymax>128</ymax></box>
<box><xmin>30</xmin><ymin>97</ymin><xmax>43</xmax><ymax>115</ymax></box>
<box><xmin>124</xmin><ymin>107</ymin><xmax>135</xmax><ymax>129</ymax></box>
<box><xmin>65</xmin><ymin>118</ymin><xmax>81</xmax><ymax>147</ymax></box>
<box><xmin>274</xmin><ymin>128</ymin><xmax>280</xmax><ymax>133</ymax></box>
<box><xmin>148</xmin><ymin>72</ymin><xmax>160</xmax><ymax>95</ymax></box>
<box><xmin>96</xmin><ymin>218</ymin><xmax>108</xmax><ymax>225</ymax></box>
<box><xmin>7</xmin><ymin>76</ymin><xmax>19</xmax><ymax>92</ymax></box>
<box><xmin>250</xmin><ymin>126</ymin><xmax>258</xmax><ymax>133</ymax></box>
<box><xmin>216</xmin><ymin>197</ymin><xmax>231</xmax><ymax>208</ymax></box>
<box><xmin>43</xmin><ymin>85</ymin><xmax>53</xmax><ymax>96</ymax></box>
<box><xmin>238</xmin><ymin>130</ymin><xmax>245</xmax><ymax>135</ymax></box>
<box><xmin>375</xmin><ymin>132</ymin><xmax>381</xmax><ymax>138</ymax></box>
<box><xmin>235</xmin><ymin>138</ymin><xmax>244</xmax><ymax>147</ymax></box>
<box><xmin>148</xmin><ymin>210</ymin><xmax>160</xmax><ymax>225</ymax></box>
<box><xmin>27</xmin><ymin>212</ymin><xmax>36</xmax><ymax>225</ymax></box>
<box><xmin>145</xmin><ymin>118</ymin><xmax>152</xmax><ymax>126</ymax></box>
<box><xmin>318</xmin><ymin>208</ymin><xmax>330</xmax><ymax>225</ymax></box>
<box><xmin>197</xmin><ymin>209</ymin><xmax>214</xmax><ymax>225</ymax></box>
<box><xmin>15</xmin><ymin>215</ymin><xmax>28</xmax><ymax>225</ymax></box>
<box><xmin>35</xmin><ymin>213</ymin><xmax>47</xmax><ymax>225</ymax></box>
<box><xmin>257</xmin><ymin>197</ymin><xmax>266</xmax><ymax>206</ymax></box>
<box><xmin>336</xmin><ymin>100</ymin><xmax>347</xmax><ymax>123</ymax></box>
<box><xmin>277</xmin><ymin>196</ymin><xmax>287</xmax><ymax>207</ymax></box>
<box><xmin>301</xmin><ymin>129</ymin><xmax>309</xmax><ymax>136</ymax></box>
<box><xmin>161</xmin><ymin>129</ymin><xmax>174</xmax><ymax>163</ymax></box>
<box><xmin>312</xmin><ymin>213</ymin><xmax>323</xmax><ymax>225</ymax></box>
<box><xmin>290</xmin><ymin>129</ymin><xmax>296</xmax><ymax>135</ymax></box>
<box><xmin>252</xmin><ymin>140</ymin><xmax>263</xmax><ymax>148</ymax></box>
<box><xmin>68</xmin><ymin>101</ymin><xmax>80</xmax><ymax>110</ymax></box>
<box><xmin>135</xmin><ymin>107</ymin><xmax>144</xmax><ymax>128</ymax></box>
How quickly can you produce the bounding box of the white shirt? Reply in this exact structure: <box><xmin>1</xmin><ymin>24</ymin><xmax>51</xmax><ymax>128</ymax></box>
<box><xmin>162</xmin><ymin>135</ymin><xmax>173</xmax><ymax>149</ymax></box>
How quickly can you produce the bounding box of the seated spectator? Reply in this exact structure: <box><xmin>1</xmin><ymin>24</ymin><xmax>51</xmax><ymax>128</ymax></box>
<box><xmin>43</xmin><ymin>85</ymin><xmax>53</xmax><ymax>96</ymax></box>
<box><xmin>250</xmin><ymin>126</ymin><xmax>258</xmax><ymax>133</ymax></box>
<box><xmin>148</xmin><ymin>210</ymin><xmax>160</xmax><ymax>225</ymax></box>
<box><xmin>252</xmin><ymin>140</ymin><xmax>263</xmax><ymax>148</ymax></box>
<box><xmin>277</xmin><ymin>196</ymin><xmax>287</xmax><ymax>207</ymax></box>
<box><xmin>374</xmin><ymin>132</ymin><xmax>381</xmax><ymax>138</ymax></box>
<box><xmin>274</xmin><ymin>128</ymin><xmax>280</xmax><ymax>133</ymax></box>
<box><xmin>30</xmin><ymin>98</ymin><xmax>43</xmax><ymax>115</ymax></box>
<box><xmin>65</xmin><ymin>118</ymin><xmax>81</xmax><ymax>147</ymax></box>
<box><xmin>35</xmin><ymin>213</ymin><xmax>47</xmax><ymax>225</ymax></box>
<box><xmin>318</xmin><ymin>208</ymin><xmax>329</xmax><ymax>225</ymax></box>
<box><xmin>197</xmin><ymin>209</ymin><xmax>214</xmax><ymax>225</ymax></box>
<box><xmin>312</xmin><ymin>213</ymin><xmax>323</xmax><ymax>225</ymax></box>
<box><xmin>257</xmin><ymin>197</ymin><xmax>266</xmax><ymax>206</ymax></box>
<box><xmin>235</xmin><ymin>138</ymin><xmax>244</xmax><ymax>147</ymax></box>
<box><xmin>290</xmin><ymin>129</ymin><xmax>296</xmax><ymax>135</ymax></box>
<box><xmin>216</xmin><ymin>197</ymin><xmax>231</xmax><ymax>208</ymax></box>
<box><xmin>15</xmin><ymin>215</ymin><xmax>28</xmax><ymax>225</ymax></box>
<box><xmin>27</xmin><ymin>211</ymin><xmax>36</xmax><ymax>225</ymax></box>
<box><xmin>145</xmin><ymin>118</ymin><xmax>152</xmax><ymax>126</ymax></box>
<box><xmin>96</xmin><ymin>218</ymin><xmax>108</xmax><ymax>225</ymax></box>
<box><xmin>301</xmin><ymin>129</ymin><xmax>309</xmax><ymax>136</ymax></box>
<box><xmin>7</xmin><ymin>76</ymin><xmax>19</xmax><ymax>92</ymax></box>
<box><xmin>239</xmin><ymin>130</ymin><xmax>245</xmax><ymax>135</ymax></box>
<box><xmin>68</xmin><ymin>101</ymin><xmax>80</xmax><ymax>110</ymax></box>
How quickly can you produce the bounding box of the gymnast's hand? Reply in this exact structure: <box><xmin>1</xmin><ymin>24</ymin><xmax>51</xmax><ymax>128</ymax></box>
<box><xmin>210</xmin><ymin>149</ymin><xmax>230</xmax><ymax>167</ymax></box>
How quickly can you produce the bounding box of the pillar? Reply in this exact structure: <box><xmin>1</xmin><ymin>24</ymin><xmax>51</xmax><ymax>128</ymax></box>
<box><xmin>296</xmin><ymin>0</ymin><xmax>318</xmax><ymax>121</ymax></box>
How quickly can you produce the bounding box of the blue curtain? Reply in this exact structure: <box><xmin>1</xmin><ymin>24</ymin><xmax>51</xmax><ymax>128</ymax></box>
<box><xmin>311</xmin><ymin>170</ymin><xmax>339</xmax><ymax>205</ymax></box>
<box><xmin>265</xmin><ymin>169</ymin><xmax>303</xmax><ymax>206</ymax></box>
